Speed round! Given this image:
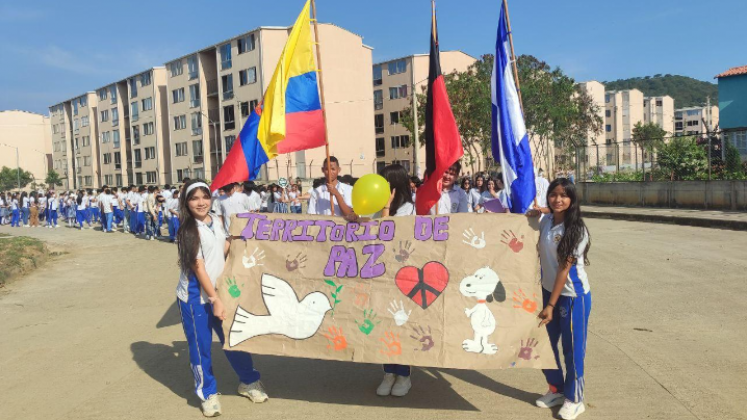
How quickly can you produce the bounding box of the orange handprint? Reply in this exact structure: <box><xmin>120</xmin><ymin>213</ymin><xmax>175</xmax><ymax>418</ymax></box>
<box><xmin>322</xmin><ymin>326</ymin><xmax>348</xmax><ymax>351</ymax></box>
<box><xmin>501</xmin><ymin>230</ymin><xmax>525</xmax><ymax>253</ymax></box>
<box><xmin>379</xmin><ymin>331</ymin><xmax>402</xmax><ymax>356</ymax></box>
<box><xmin>353</xmin><ymin>283</ymin><xmax>370</xmax><ymax>307</ymax></box>
<box><xmin>513</xmin><ymin>289</ymin><xmax>538</xmax><ymax>314</ymax></box>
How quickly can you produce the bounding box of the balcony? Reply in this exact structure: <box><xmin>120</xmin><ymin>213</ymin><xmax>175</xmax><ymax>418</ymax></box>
<box><xmin>190</xmin><ymin>99</ymin><xmax>201</xmax><ymax>108</ymax></box>
<box><xmin>193</xmin><ymin>155</ymin><xmax>204</xmax><ymax>164</ymax></box>
<box><xmin>207</xmin><ymin>79</ymin><xmax>218</xmax><ymax>97</ymax></box>
<box><xmin>131</xmin><ymin>114</ymin><xmax>139</xmax><ymax>123</ymax></box>
<box><xmin>112</xmin><ymin>119</ymin><xmax>119</xmax><ymax>127</ymax></box>
<box><xmin>223</xmin><ymin>90</ymin><xmax>234</xmax><ymax>101</ymax></box>
<box><xmin>135</xmin><ymin>160</ymin><xmax>142</xmax><ymax>168</ymax></box>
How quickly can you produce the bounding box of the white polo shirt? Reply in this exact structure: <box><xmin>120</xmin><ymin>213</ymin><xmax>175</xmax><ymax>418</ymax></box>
<box><xmin>307</xmin><ymin>181</ymin><xmax>353</xmax><ymax>216</ymax></box>
<box><xmin>217</xmin><ymin>193</ymin><xmax>250</xmax><ymax>232</ymax></box>
<box><xmin>429</xmin><ymin>186</ymin><xmax>469</xmax><ymax>215</ymax></box>
<box><xmin>539</xmin><ymin>216</ymin><xmax>590</xmax><ymax>297</ymax></box>
<box><xmin>100</xmin><ymin>194</ymin><xmax>113</xmax><ymax>213</ymax></box>
<box><xmin>176</xmin><ymin>214</ymin><xmax>227</xmax><ymax>304</ymax></box>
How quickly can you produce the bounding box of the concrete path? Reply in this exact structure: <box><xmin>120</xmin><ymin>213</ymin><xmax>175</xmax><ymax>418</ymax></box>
<box><xmin>1</xmin><ymin>220</ymin><xmax>745</xmax><ymax>420</ymax></box>
<box><xmin>584</xmin><ymin>205</ymin><xmax>747</xmax><ymax>231</ymax></box>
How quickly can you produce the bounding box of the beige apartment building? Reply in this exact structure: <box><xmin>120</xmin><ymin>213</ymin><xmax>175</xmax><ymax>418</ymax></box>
<box><xmin>373</xmin><ymin>51</ymin><xmax>476</xmax><ymax>177</ymax></box>
<box><xmin>0</xmin><ymin>110</ymin><xmax>52</xmax><ymax>188</ymax></box>
<box><xmin>674</xmin><ymin>105</ymin><xmax>719</xmax><ymax>136</ymax></box>
<box><xmin>49</xmin><ymin>103</ymin><xmax>72</xmax><ymax>189</ymax></box>
<box><xmin>603</xmin><ymin>89</ymin><xmax>644</xmax><ymax>169</ymax></box>
<box><xmin>71</xmin><ymin>93</ymin><xmax>100</xmax><ymax>189</ymax></box>
<box><xmin>643</xmin><ymin>95</ymin><xmax>674</xmax><ymax>136</ymax></box>
<box><xmin>95</xmin><ymin>80</ymin><xmax>129</xmax><ymax>187</ymax></box>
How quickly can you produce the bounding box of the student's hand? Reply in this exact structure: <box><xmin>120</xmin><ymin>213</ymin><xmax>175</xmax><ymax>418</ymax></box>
<box><xmin>344</xmin><ymin>212</ymin><xmax>360</xmax><ymax>223</ymax></box>
<box><xmin>211</xmin><ymin>297</ymin><xmax>226</xmax><ymax>321</ymax></box>
<box><xmin>538</xmin><ymin>305</ymin><xmax>553</xmax><ymax>327</ymax></box>
<box><xmin>525</xmin><ymin>209</ymin><xmax>541</xmax><ymax>218</ymax></box>
<box><xmin>326</xmin><ymin>182</ymin><xmax>339</xmax><ymax>197</ymax></box>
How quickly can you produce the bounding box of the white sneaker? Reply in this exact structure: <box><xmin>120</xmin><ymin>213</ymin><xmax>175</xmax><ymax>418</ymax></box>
<box><xmin>376</xmin><ymin>373</ymin><xmax>396</xmax><ymax>396</ymax></box>
<box><xmin>536</xmin><ymin>390</ymin><xmax>565</xmax><ymax>408</ymax></box>
<box><xmin>391</xmin><ymin>375</ymin><xmax>411</xmax><ymax>397</ymax></box>
<box><xmin>558</xmin><ymin>399</ymin><xmax>586</xmax><ymax>420</ymax></box>
<box><xmin>201</xmin><ymin>394</ymin><xmax>222</xmax><ymax>417</ymax></box>
<box><xmin>238</xmin><ymin>381</ymin><xmax>268</xmax><ymax>403</ymax></box>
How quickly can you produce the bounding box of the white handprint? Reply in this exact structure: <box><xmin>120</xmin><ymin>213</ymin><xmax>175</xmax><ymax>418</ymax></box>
<box><xmin>242</xmin><ymin>247</ymin><xmax>266</xmax><ymax>269</ymax></box>
<box><xmin>462</xmin><ymin>228</ymin><xmax>486</xmax><ymax>249</ymax></box>
<box><xmin>387</xmin><ymin>300</ymin><xmax>412</xmax><ymax>327</ymax></box>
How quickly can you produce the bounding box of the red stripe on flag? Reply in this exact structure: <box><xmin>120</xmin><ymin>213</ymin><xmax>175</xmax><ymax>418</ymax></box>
<box><xmin>210</xmin><ymin>138</ymin><xmax>249</xmax><ymax>192</ymax></box>
<box><xmin>277</xmin><ymin>109</ymin><xmax>326</xmax><ymax>154</ymax></box>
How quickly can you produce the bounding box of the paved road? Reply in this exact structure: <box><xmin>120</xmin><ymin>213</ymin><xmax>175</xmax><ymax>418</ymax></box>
<box><xmin>1</xmin><ymin>220</ymin><xmax>745</xmax><ymax>420</ymax></box>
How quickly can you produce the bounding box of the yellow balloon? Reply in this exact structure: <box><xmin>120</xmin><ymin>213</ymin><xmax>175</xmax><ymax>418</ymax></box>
<box><xmin>352</xmin><ymin>174</ymin><xmax>391</xmax><ymax>215</ymax></box>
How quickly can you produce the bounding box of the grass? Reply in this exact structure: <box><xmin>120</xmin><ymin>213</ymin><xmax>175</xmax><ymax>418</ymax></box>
<box><xmin>0</xmin><ymin>236</ymin><xmax>48</xmax><ymax>285</ymax></box>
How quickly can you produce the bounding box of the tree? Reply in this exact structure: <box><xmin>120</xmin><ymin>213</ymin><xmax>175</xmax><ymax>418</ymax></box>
<box><xmin>0</xmin><ymin>166</ymin><xmax>34</xmax><ymax>191</ymax></box>
<box><xmin>724</xmin><ymin>138</ymin><xmax>744</xmax><ymax>176</ymax></box>
<box><xmin>45</xmin><ymin>170</ymin><xmax>64</xmax><ymax>188</ymax></box>
<box><xmin>632</xmin><ymin>122</ymin><xmax>667</xmax><ymax>153</ymax></box>
<box><xmin>657</xmin><ymin>137</ymin><xmax>707</xmax><ymax>180</ymax></box>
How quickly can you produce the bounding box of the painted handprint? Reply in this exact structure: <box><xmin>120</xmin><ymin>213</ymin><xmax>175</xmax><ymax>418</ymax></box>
<box><xmin>410</xmin><ymin>325</ymin><xmax>435</xmax><ymax>352</ymax></box>
<box><xmin>518</xmin><ymin>338</ymin><xmax>540</xmax><ymax>360</ymax></box>
<box><xmin>462</xmin><ymin>228</ymin><xmax>486</xmax><ymax>249</ymax></box>
<box><xmin>355</xmin><ymin>309</ymin><xmax>381</xmax><ymax>336</ymax></box>
<box><xmin>324</xmin><ymin>279</ymin><xmax>344</xmax><ymax>316</ymax></box>
<box><xmin>387</xmin><ymin>300</ymin><xmax>412</xmax><ymax>327</ymax></box>
<box><xmin>321</xmin><ymin>326</ymin><xmax>348</xmax><ymax>351</ymax></box>
<box><xmin>285</xmin><ymin>252</ymin><xmax>308</xmax><ymax>272</ymax></box>
<box><xmin>353</xmin><ymin>283</ymin><xmax>370</xmax><ymax>307</ymax></box>
<box><xmin>242</xmin><ymin>247</ymin><xmax>265</xmax><ymax>269</ymax></box>
<box><xmin>379</xmin><ymin>331</ymin><xmax>402</xmax><ymax>356</ymax></box>
<box><xmin>513</xmin><ymin>289</ymin><xmax>538</xmax><ymax>314</ymax></box>
<box><xmin>394</xmin><ymin>240</ymin><xmax>415</xmax><ymax>263</ymax></box>
<box><xmin>226</xmin><ymin>278</ymin><xmax>241</xmax><ymax>298</ymax></box>
<box><xmin>501</xmin><ymin>230</ymin><xmax>525</xmax><ymax>253</ymax></box>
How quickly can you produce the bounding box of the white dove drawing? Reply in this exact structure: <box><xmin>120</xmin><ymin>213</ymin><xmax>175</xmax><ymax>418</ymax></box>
<box><xmin>228</xmin><ymin>273</ymin><xmax>333</xmax><ymax>347</ymax></box>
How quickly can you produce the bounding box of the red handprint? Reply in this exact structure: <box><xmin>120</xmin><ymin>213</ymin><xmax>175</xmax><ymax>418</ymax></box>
<box><xmin>322</xmin><ymin>326</ymin><xmax>348</xmax><ymax>351</ymax></box>
<box><xmin>501</xmin><ymin>230</ymin><xmax>524</xmax><ymax>253</ymax></box>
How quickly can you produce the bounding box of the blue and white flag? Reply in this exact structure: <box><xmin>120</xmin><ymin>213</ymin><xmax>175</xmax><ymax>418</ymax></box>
<box><xmin>491</xmin><ymin>5</ymin><xmax>536</xmax><ymax>214</ymax></box>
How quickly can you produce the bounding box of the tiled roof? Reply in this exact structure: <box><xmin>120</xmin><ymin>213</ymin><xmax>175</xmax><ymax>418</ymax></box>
<box><xmin>715</xmin><ymin>65</ymin><xmax>747</xmax><ymax>79</ymax></box>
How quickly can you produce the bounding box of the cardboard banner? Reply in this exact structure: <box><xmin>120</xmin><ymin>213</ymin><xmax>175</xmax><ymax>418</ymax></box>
<box><xmin>219</xmin><ymin>213</ymin><xmax>555</xmax><ymax>370</ymax></box>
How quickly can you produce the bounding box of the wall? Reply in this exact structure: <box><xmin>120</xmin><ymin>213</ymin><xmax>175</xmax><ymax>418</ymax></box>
<box><xmin>578</xmin><ymin>181</ymin><xmax>747</xmax><ymax>210</ymax></box>
<box><xmin>0</xmin><ymin>110</ymin><xmax>52</xmax><ymax>186</ymax></box>
<box><xmin>718</xmin><ymin>74</ymin><xmax>747</xmax><ymax>130</ymax></box>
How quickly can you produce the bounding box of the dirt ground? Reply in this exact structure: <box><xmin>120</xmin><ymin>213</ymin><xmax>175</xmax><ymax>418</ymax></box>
<box><xmin>0</xmin><ymin>219</ymin><xmax>745</xmax><ymax>420</ymax></box>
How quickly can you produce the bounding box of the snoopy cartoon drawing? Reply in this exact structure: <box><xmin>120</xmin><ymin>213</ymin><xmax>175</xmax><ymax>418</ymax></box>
<box><xmin>459</xmin><ymin>266</ymin><xmax>506</xmax><ymax>355</ymax></box>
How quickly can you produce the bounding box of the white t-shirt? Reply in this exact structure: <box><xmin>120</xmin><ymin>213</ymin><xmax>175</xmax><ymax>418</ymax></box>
<box><xmin>468</xmin><ymin>188</ymin><xmax>482</xmax><ymax>212</ymax></box>
<box><xmin>166</xmin><ymin>197</ymin><xmax>179</xmax><ymax>217</ymax></box>
<box><xmin>535</xmin><ymin>176</ymin><xmax>550</xmax><ymax>208</ymax></box>
<box><xmin>111</xmin><ymin>194</ymin><xmax>119</xmax><ymax>208</ymax></box>
<box><xmin>11</xmin><ymin>199</ymin><xmax>19</xmax><ymax>210</ymax></box>
<box><xmin>131</xmin><ymin>194</ymin><xmax>143</xmax><ymax>212</ymax></box>
<box><xmin>50</xmin><ymin>197</ymin><xmax>58</xmax><ymax>211</ymax></box>
<box><xmin>176</xmin><ymin>214</ymin><xmax>227</xmax><ymax>304</ymax></box>
<box><xmin>307</xmin><ymin>181</ymin><xmax>353</xmax><ymax>216</ymax></box>
<box><xmin>100</xmin><ymin>194</ymin><xmax>113</xmax><ymax>213</ymax></box>
<box><xmin>39</xmin><ymin>196</ymin><xmax>47</xmax><ymax>209</ymax></box>
<box><xmin>429</xmin><ymin>187</ymin><xmax>469</xmax><ymax>215</ymax></box>
<box><xmin>248</xmin><ymin>190</ymin><xmax>262</xmax><ymax>211</ymax></box>
<box><xmin>539</xmin><ymin>216</ymin><xmax>590</xmax><ymax>297</ymax></box>
<box><xmin>260</xmin><ymin>191</ymin><xmax>269</xmax><ymax>209</ymax></box>
<box><xmin>161</xmin><ymin>189</ymin><xmax>173</xmax><ymax>200</ymax></box>
<box><xmin>218</xmin><ymin>193</ymin><xmax>250</xmax><ymax>232</ymax></box>
<box><xmin>22</xmin><ymin>197</ymin><xmax>29</xmax><ymax>208</ymax></box>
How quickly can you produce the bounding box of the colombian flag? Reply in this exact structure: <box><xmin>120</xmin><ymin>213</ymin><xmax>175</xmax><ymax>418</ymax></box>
<box><xmin>211</xmin><ymin>0</ymin><xmax>324</xmax><ymax>190</ymax></box>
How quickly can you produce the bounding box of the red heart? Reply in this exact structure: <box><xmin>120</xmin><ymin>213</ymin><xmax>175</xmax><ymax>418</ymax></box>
<box><xmin>395</xmin><ymin>262</ymin><xmax>449</xmax><ymax>309</ymax></box>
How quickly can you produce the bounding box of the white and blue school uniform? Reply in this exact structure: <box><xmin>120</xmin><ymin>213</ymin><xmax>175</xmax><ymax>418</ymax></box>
<box><xmin>429</xmin><ymin>186</ymin><xmax>470</xmax><ymax>215</ymax></box>
<box><xmin>76</xmin><ymin>197</ymin><xmax>87</xmax><ymax>228</ymax></box>
<box><xmin>166</xmin><ymin>198</ymin><xmax>180</xmax><ymax>241</ymax></box>
<box><xmin>21</xmin><ymin>196</ymin><xmax>30</xmax><ymax>225</ymax></box>
<box><xmin>10</xmin><ymin>198</ymin><xmax>20</xmax><ymax>227</ymax></box>
<box><xmin>48</xmin><ymin>195</ymin><xmax>59</xmax><ymax>227</ymax></box>
<box><xmin>539</xmin><ymin>216</ymin><xmax>592</xmax><ymax>403</ymax></box>
<box><xmin>176</xmin><ymin>214</ymin><xmax>259</xmax><ymax>401</ymax></box>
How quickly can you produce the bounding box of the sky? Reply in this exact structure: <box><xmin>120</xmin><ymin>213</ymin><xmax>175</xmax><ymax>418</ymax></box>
<box><xmin>1</xmin><ymin>0</ymin><xmax>746</xmax><ymax>114</ymax></box>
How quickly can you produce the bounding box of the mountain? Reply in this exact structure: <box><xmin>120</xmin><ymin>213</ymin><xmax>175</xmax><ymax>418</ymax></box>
<box><xmin>602</xmin><ymin>75</ymin><xmax>718</xmax><ymax>108</ymax></box>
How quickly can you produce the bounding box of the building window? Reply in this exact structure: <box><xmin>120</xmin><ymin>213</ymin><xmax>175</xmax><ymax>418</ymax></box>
<box><xmin>81</xmin><ymin>116</ymin><xmax>89</xmax><ymax>127</ymax></box>
<box><xmin>605</xmin><ymin>94</ymin><xmax>611</xmax><ymax>103</ymax></box>
<box><xmin>188</xmin><ymin>55</ymin><xmax>198</xmax><ymax>80</ymax></box>
<box><xmin>222</xmin><ymin>74</ymin><xmax>234</xmax><ymax>100</ymax></box>
<box><xmin>146</xmin><ymin>171</ymin><xmax>157</xmax><ymax>184</ymax></box>
<box><xmin>141</xmin><ymin>72</ymin><xmax>151</xmax><ymax>86</ymax></box>
<box><xmin>143</xmin><ymin>122</ymin><xmax>155</xmax><ymax>135</ymax></box>
<box><xmin>189</xmin><ymin>84</ymin><xmax>200</xmax><ymax>108</ymax></box>
<box><xmin>656</xmin><ymin>100</ymin><xmax>663</xmax><ymax>107</ymax></box>
<box><xmin>98</xmin><ymin>89</ymin><xmax>108</xmax><ymax>101</ymax></box>
<box><xmin>376</xmin><ymin>138</ymin><xmax>385</xmax><ymax>157</ymax></box>
<box><xmin>145</xmin><ymin>147</ymin><xmax>156</xmax><ymax>160</ymax></box>
<box><xmin>132</xmin><ymin>126</ymin><xmax>140</xmax><ymax>145</ymax></box>
<box><xmin>193</xmin><ymin>140</ymin><xmax>204</xmax><ymax>163</ymax></box>
<box><xmin>111</xmin><ymin>108</ymin><xmax>119</xmax><ymax>126</ymax></box>
<box><xmin>114</xmin><ymin>152</ymin><xmax>121</xmax><ymax>169</ymax></box>
<box><xmin>390</xmin><ymin>111</ymin><xmax>401</xmax><ymax>125</ymax></box>
<box><xmin>373</xmin><ymin>65</ymin><xmax>382</xmax><ymax>86</ymax></box>
<box><xmin>191</xmin><ymin>112</ymin><xmax>202</xmax><ymax>135</ymax></box>
<box><xmin>134</xmin><ymin>149</ymin><xmax>142</xmax><ymax>168</ymax></box>
<box><xmin>101</xmin><ymin>131</ymin><xmax>110</xmax><ymax>143</ymax></box>
<box><xmin>83</xmin><ymin>156</ymin><xmax>92</xmax><ymax>166</ymax></box>
<box><xmin>238</xmin><ymin>34</ymin><xmax>256</xmax><ymax>54</ymax></box>
<box><xmin>110</xmin><ymin>85</ymin><xmax>117</xmax><ymax>103</ymax></box>
<box><xmin>388</xmin><ymin>59</ymin><xmax>407</xmax><ymax>75</ymax></box>
<box><xmin>240</xmin><ymin>101</ymin><xmax>250</xmax><ymax>118</ymax></box>
<box><xmin>172</xmin><ymin>88</ymin><xmax>185</xmax><ymax>104</ymax></box>
<box><xmin>224</xmin><ymin>105</ymin><xmax>235</xmax><ymax>130</ymax></box>
<box><xmin>249</xmin><ymin>99</ymin><xmax>259</xmax><ymax>111</ymax></box>
<box><xmin>115</xmin><ymin>174</ymin><xmax>123</xmax><ymax>186</ymax></box>
<box><xmin>82</xmin><ymin>136</ymin><xmax>90</xmax><ymax>147</ymax></box>
<box><xmin>142</xmin><ymin>97</ymin><xmax>153</xmax><ymax>111</ymax></box>
<box><xmin>220</xmin><ymin>43</ymin><xmax>232</xmax><ymax>70</ymax></box>
<box><xmin>80</xmin><ymin>96</ymin><xmax>87</xmax><ymax>107</ymax></box>
<box><xmin>129</xmin><ymin>78</ymin><xmax>138</xmax><ymax>98</ymax></box>
<box><xmin>239</xmin><ymin>67</ymin><xmax>257</xmax><ymax>86</ymax></box>
<box><xmin>375</xmin><ymin>114</ymin><xmax>384</xmax><ymax>134</ymax></box>
<box><xmin>85</xmin><ymin>176</ymin><xmax>92</xmax><ymax>186</ymax></box>
<box><xmin>374</xmin><ymin>90</ymin><xmax>383</xmax><ymax>110</ymax></box>
<box><xmin>675</xmin><ymin>122</ymin><xmax>683</xmax><ymax>131</ymax></box>
<box><xmin>131</xmin><ymin>101</ymin><xmax>139</xmax><ymax>121</ymax></box>
<box><xmin>225</xmin><ymin>135</ymin><xmax>236</xmax><ymax>151</ymax></box>
<box><xmin>731</xmin><ymin>131</ymin><xmax>747</xmax><ymax>154</ymax></box>
<box><xmin>100</xmin><ymin>109</ymin><xmax>109</xmax><ymax>122</ymax></box>
<box><xmin>176</xmin><ymin>169</ymin><xmax>184</xmax><ymax>181</ymax></box>
<box><xmin>103</xmin><ymin>153</ymin><xmax>112</xmax><ymax>164</ymax></box>
<box><xmin>174</xmin><ymin>115</ymin><xmax>187</xmax><ymax>130</ymax></box>
<box><xmin>605</xmin><ymin>110</ymin><xmax>611</xmax><ymax>118</ymax></box>
<box><xmin>135</xmin><ymin>172</ymin><xmax>143</xmax><ymax>185</ymax></box>
<box><xmin>169</xmin><ymin>60</ymin><xmax>183</xmax><ymax>77</ymax></box>
<box><xmin>390</xmin><ymin>135</ymin><xmax>410</xmax><ymax>149</ymax></box>
<box><xmin>605</xmin><ymin>124</ymin><xmax>612</xmax><ymax>132</ymax></box>
<box><xmin>175</xmin><ymin>142</ymin><xmax>188</xmax><ymax>157</ymax></box>
<box><xmin>389</xmin><ymin>85</ymin><xmax>407</xmax><ymax>100</ymax></box>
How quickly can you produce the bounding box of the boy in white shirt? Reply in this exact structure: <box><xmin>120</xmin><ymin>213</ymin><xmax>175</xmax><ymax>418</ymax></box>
<box><xmin>307</xmin><ymin>156</ymin><xmax>354</xmax><ymax>217</ymax></box>
<box><xmin>430</xmin><ymin>161</ymin><xmax>470</xmax><ymax>215</ymax></box>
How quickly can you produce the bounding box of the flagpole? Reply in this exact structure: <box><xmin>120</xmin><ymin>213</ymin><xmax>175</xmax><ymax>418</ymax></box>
<box><xmin>502</xmin><ymin>0</ymin><xmax>523</xmax><ymax>113</ymax></box>
<box><xmin>310</xmin><ymin>0</ymin><xmax>335</xmax><ymax>216</ymax></box>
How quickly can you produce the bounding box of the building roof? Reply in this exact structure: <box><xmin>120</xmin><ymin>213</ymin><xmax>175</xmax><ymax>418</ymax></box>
<box><xmin>715</xmin><ymin>65</ymin><xmax>747</xmax><ymax>79</ymax></box>
<box><xmin>373</xmin><ymin>50</ymin><xmax>476</xmax><ymax>66</ymax></box>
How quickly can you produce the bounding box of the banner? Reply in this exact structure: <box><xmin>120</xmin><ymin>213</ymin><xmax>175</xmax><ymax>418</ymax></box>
<box><xmin>219</xmin><ymin>213</ymin><xmax>555</xmax><ymax>370</ymax></box>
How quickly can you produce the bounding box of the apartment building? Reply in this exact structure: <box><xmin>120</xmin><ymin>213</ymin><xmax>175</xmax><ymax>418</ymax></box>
<box><xmin>69</xmin><ymin>93</ymin><xmax>99</xmax><ymax>189</ymax></box>
<box><xmin>165</xmin><ymin>23</ymin><xmax>376</xmax><ymax>183</ymax></box>
<box><xmin>95</xmin><ymin>80</ymin><xmax>129</xmax><ymax>187</ymax></box>
<box><xmin>603</xmin><ymin>89</ymin><xmax>644</xmax><ymax>168</ymax></box>
<box><xmin>643</xmin><ymin>95</ymin><xmax>674</xmax><ymax>135</ymax></box>
<box><xmin>126</xmin><ymin>68</ymin><xmax>170</xmax><ymax>186</ymax></box>
<box><xmin>0</xmin><ymin>110</ymin><xmax>52</xmax><ymax>186</ymax></box>
<box><xmin>674</xmin><ymin>105</ymin><xmax>719</xmax><ymax>137</ymax></box>
<box><xmin>373</xmin><ymin>51</ymin><xmax>476</xmax><ymax>177</ymax></box>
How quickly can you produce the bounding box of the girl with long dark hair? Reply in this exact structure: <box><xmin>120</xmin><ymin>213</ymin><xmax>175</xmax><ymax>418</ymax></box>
<box><xmin>528</xmin><ymin>178</ymin><xmax>592</xmax><ymax>420</ymax></box>
<box><xmin>175</xmin><ymin>179</ymin><xmax>266</xmax><ymax>417</ymax></box>
<box><xmin>20</xmin><ymin>191</ymin><xmax>30</xmax><ymax>227</ymax></box>
<box><xmin>75</xmin><ymin>191</ymin><xmax>87</xmax><ymax>229</ymax></box>
<box><xmin>10</xmin><ymin>193</ymin><xmax>20</xmax><ymax>227</ymax></box>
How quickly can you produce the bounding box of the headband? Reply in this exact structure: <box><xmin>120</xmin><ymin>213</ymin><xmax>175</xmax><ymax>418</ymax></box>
<box><xmin>185</xmin><ymin>182</ymin><xmax>210</xmax><ymax>196</ymax></box>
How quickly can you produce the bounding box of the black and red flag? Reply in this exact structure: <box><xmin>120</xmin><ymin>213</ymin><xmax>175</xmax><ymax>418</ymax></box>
<box><xmin>415</xmin><ymin>2</ymin><xmax>464</xmax><ymax>215</ymax></box>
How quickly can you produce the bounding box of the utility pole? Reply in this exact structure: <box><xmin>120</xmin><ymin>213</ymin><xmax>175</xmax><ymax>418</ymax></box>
<box><xmin>410</xmin><ymin>64</ymin><xmax>421</xmax><ymax>178</ymax></box>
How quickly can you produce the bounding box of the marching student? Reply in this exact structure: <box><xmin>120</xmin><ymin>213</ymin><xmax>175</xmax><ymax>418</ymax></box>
<box><xmin>66</xmin><ymin>193</ymin><xmax>76</xmax><ymax>227</ymax></box>
<box><xmin>101</xmin><ymin>188</ymin><xmax>114</xmax><ymax>233</ymax></box>
<box><xmin>166</xmin><ymin>189</ymin><xmax>180</xmax><ymax>243</ymax></box>
<box><xmin>47</xmin><ymin>191</ymin><xmax>59</xmax><ymax>228</ymax></box>
<box><xmin>38</xmin><ymin>192</ymin><xmax>48</xmax><ymax>224</ymax></box>
<box><xmin>145</xmin><ymin>186</ymin><xmax>158</xmax><ymax>240</ymax></box>
<box><xmin>21</xmin><ymin>192</ymin><xmax>30</xmax><ymax>227</ymax></box>
<box><xmin>111</xmin><ymin>187</ymin><xmax>121</xmax><ymax>227</ymax></box>
<box><xmin>10</xmin><ymin>193</ymin><xmax>20</xmax><ymax>227</ymax></box>
<box><xmin>528</xmin><ymin>178</ymin><xmax>592</xmax><ymax>420</ymax></box>
<box><xmin>76</xmin><ymin>191</ymin><xmax>87</xmax><ymax>230</ymax></box>
<box><xmin>29</xmin><ymin>192</ymin><xmax>39</xmax><ymax>227</ymax></box>
<box><xmin>175</xmin><ymin>179</ymin><xmax>267</xmax><ymax>417</ymax></box>
<box><xmin>307</xmin><ymin>156</ymin><xmax>354</xmax><ymax>217</ymax></box>
<box><xmin>135</xmin><ymin>186</ymin><xmax>147</xmax><ymax>236</ymax></box>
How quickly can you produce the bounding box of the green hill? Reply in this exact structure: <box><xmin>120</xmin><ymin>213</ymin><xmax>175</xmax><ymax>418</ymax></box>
<box><xmin>602</xmin><ymin>75</ymin><xmax>718</xmax><ymax>108</ymax></box>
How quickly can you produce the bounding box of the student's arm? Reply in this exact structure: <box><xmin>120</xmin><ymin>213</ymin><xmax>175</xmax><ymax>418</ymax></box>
<box><xmin>192</xmin><ymin>258</ymin><xmax>226</xmax><ymax>320</ymax></box>
<box><xmin>381</xmin><ymin>188</ymin><xmax>397</xmax><ymax>218</ymax></box>
<box><xmin>538</xmin><ymin>259</ymin><xmax>573</xmax><ymax>327</ymax></box>
<box><xmin>327</xmin><ymin>183</ymin><xmax>353</xmax><ymax>216</ymax></box>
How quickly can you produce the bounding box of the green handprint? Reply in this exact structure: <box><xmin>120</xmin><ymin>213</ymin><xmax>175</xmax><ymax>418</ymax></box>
<box><xmin>227</xmin><ymin>278</ymin><xmax>241</xmax><ymax>298</ymax></box>
<box><xmin>355</xmin><ymin>309</ymin><xmax>381</xmax><ymax>336</ymax></box>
